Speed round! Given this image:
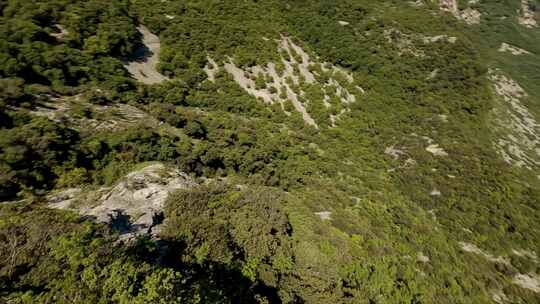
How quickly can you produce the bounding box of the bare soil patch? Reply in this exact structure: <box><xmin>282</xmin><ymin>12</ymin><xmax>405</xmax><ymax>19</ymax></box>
<box><xmin>124</xmin><ymin>26</ymin><xmax>169</xmax><ymax>85</ymax></box>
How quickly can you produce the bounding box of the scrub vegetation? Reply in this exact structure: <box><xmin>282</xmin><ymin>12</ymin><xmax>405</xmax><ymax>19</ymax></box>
<box><xmin>1</xmin><ymin>0</ymin><xmax>539</xmax><ymax>303</ymax></box>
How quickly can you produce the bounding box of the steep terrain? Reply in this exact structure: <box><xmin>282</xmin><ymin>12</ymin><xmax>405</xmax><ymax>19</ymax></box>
<box><xmin>1</xmin><ymin>0</ymin><xmax>539</xmax><ymax>303</ymax></box>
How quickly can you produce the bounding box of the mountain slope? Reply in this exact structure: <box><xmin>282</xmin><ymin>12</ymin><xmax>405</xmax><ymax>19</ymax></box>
<box><xmin>1</xmin><ymin>0</ymin><xmax>539</xmax><ymax>303</ymax></box>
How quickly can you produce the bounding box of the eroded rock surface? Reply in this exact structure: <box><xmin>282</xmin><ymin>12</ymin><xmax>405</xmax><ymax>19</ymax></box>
<box><xmin>384</xmin><ymin>28</ymin><xmax>457</xmax><ymax>58</ymax></box>
<box><xmin>460</xmin><ymin>242</ymin><xmax>540</xmax><ymax>294</ymax></box>
<box><xmin>29</xmin><ymin>94</ymin><xmax>160</xmax><ymax>133</ymax></box>
<box><xmin>315</xmin><ymin>211</ymin><xmax>332</xmax><ymax>221</ymax></box>
<box><xmin>519</xmin><ymin>0</ymin><xmax>538</xmax><ymax>28</ymax></box>
<box><xmin>512</xmin><ymin>273</ymin><xmax>540</xmax><ymax>293</ymax></box>
<box><xmin>440</xmin><ymin>0</ymin><xmax>481</xmax><ymax>24</ymax></box>
<box><xmin>489</xmin><ymin>71</ymin><xmax>540</xmax><ymax>170</ymax></box>
<box><xmin>48</xmin><ymin>163</ymin><xmax>196</xmax><ymax>239</ymax></box>
<box><xmin>206</xmin><ymin>36</ymin><xmax>362</xmax><ymax>128</ymax></box>
<box><xmin>459</xmin><ymin>242</ymin><xmax>510</xmax><ymax>265</ymax></box>
<box><xmin>498</xmin><ymin>43</ymin><xmax>531</xmax><ymax>55</ymax></box>
<box><xmin>426</xmin><ymin>144</ymin><xmax>448</xmax><ymax>156</ymax></box>
<box><xmin>50</xmin><ymin>24</ymin><xmax>69</xmax><ymax>40</ymax></box>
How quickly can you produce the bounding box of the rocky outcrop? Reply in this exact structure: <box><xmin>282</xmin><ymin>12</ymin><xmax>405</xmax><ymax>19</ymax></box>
<box><xmin>50</xmin><ymin>24</ymin><xmax>69</xmax><ymax>40</ymax></box>
<box><xmin>518</xmin><ymin>0</ymin><xmax>538</xmax><ymax>28</ymax></box>
<box><xmin>384</xmin><ymin>28</ymin><xmax>457</xmax><ymax>58</ymax></box>
<box><xmin>498</xmin><ymin>42</ymin><xmax>531</xmax><ymax>55</ymax></box>
<box><xmin>48</xmin><ymin>163</ymin><xmax>196</xmax><ymax>240</ymax></box>
<box><xmin>440</xmin><ymin>0</ymin><xmax>481</xmax><ymax>25</ymax></box>
<box><xmin>29</xmin><ymin>94</ymin><xmax>161</xmax><ymax>133</ymax></box>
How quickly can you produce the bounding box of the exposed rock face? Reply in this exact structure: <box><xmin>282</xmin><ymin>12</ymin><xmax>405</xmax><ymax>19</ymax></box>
<box><xmin>440</xmin><ymin>0</ymin><xmax>458</xmax><ymax>14</ymax></box>
<box><xmin>489</xmin><ymin>71</ymin><xmax>540</xmax><ymax>170</ymax></box>
<box><xmin>426</xmin><ymin>144</ymin><xmax>448</xmax><ymax>156</ymax></box>
<box><xmin>315</xmin><ymin>211</ymin><xmax>332</xmax><ymax>220</ymax></box>
<box><xmin>459</xmin><ymin>7</ymin><xmax>481</xmax><ymax>24</ymax></box>
<box><xmin>408</xmin><ymin>0</ymin><xmax>425</xmax><ymax>7</ymax></box>
<box><xmin>440</xmin><ymin>0</ymin><xmax>481</xmax><ymax>24</ymax></box>
<box><xmin>384</xmin><ymin>28</ymin><xmax>457</xmax><ymax>58</ymax></box>
<box><xmin>519</xmin><ymin>0</ymin><xmax>538</xmax><ymax>28</ymax></box>
<box><xmin>124</xmin><ymin>25</ymin><xmax>169</xmax><ymax>85</ymax></box>
<box><xmin>48</xmin><ymin>163</ymin><xmax>196</xmax><ymax>239</ymax></box>
<box><xmin>459</xmin><ymin>242</ymin><xmax>510</xmax><ymax>265</ymax></box>
<box><xmin>30</xmin><ymin>96</ymin><xmax>160</xmax><ymax>133</ymax></box>
<box><xmin>460</xmin><ymin>242</ymin><xmax>540</xmax><ymax>294</ymax></box>
<box><xmin>422</xmin><ymin>35</ymin><xmax>457</xmax><ymax>44</ymax></box>
<box><xmin>47</xmin><ymin>188</ymin><xmax>81</xmax><ymax>209</ymax></box>
<box><xmin>417</xmin><ymin>252</ymin><xmax>430</xmax><ymax>263</ymax></box>
<box><xmin>430</xmin><ymin>189</ymin><xmax>442</xmax><ymax>196</ymax></box>
<box><xmin>498</xmin><ymin>43</ymin><xmax>531</xmax><ymax>55</ymax></box>
<box><xmin>203</xmin><ymin>57</ymin><xmax>219</xmax><ymax>82</ymax></box>
<box><xmin>512</xmin><ymin>249</ymin><xmax>539</xmax><ymax>263</ymax></box>
<box><xmin>512</xmin><ymin>273</ymin><xmax>540</xmax><ymax>293</ymax></box>
<box><xmin>491</xmin><ymin>290</ymin><xmax>509</xmax><ymax>304</ymax></box>
<box><xmin>205</xmin><ymin>36</ymin><xmax>362</xmax><ymax>128</ymax></box>
<box><xmin>384</xmin><ymin>28</ymin><xmax>425</xmax><ymax>57</ymax></box>
<box><xmin>385</xmin><ymin>146</ymin><xmax>406</xmax><ymax>160</ymax></box>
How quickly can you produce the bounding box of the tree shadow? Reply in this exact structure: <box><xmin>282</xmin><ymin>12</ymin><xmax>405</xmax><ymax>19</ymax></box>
<box><xmin>108</xmin><ymin>209</ymin><xmax>132</xmax><ymax>234</ymax></box>
<box><xmin>125</xmin><ymin>42</ymin><xmax>154</xmax><ymax>63</ymax></box>
<box><xmin>126</xmin><ymin>237</ymin><xmax>283</xmax><ymax>304</ymax></box>
<box><xmin>151</xmin><ymin>211</ymin><xmax>164</xmax><ymax>226</ymax></box>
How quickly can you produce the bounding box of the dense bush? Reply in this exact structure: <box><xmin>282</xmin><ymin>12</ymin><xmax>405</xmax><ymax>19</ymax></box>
<box><xmin>0</xmin><ymin>0</ymin><xmax>137</xmax><ymax>89</ymax></box>
<box><xmin>0</xmin><ymin>116</ymin><xmax>79</xmax><ymax>198</ymax></box>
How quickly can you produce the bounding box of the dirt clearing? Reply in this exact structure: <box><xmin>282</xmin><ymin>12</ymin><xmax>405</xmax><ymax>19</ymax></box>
<box><xmin>124</xmin><ymin>26</ymin><xmax>169</xmax><ymax>85</ymax></box>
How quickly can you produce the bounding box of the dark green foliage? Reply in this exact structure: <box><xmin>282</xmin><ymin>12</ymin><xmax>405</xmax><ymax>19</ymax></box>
<box><xmin>132</xmin><ymin>0</ymin><xmax>284</xmax><ymax>74</ymax></box>
<box><xmin>0</xmin><ymin>203</ymin><xmax>255</xmax><ymax>303</ymax></box>
<box><xmin>163</xmin><ymin>184</ymin><xmax>294</xmax><ymax>298</ymax></box>
<box><xmin>0</xmin><ymin>117</ymin><xmax>78</xmax><ymax>198</ymax></box>
<box><xmin>0</xmin><ymin>0</ymin><xmax>136</xmax><ymax>89</ymax></box>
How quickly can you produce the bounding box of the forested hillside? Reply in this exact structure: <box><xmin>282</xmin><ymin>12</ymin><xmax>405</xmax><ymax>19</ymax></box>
<box><xmin>1</xmin><ymin>0</ymin><xmax>539</xmax><ymax>303</ymax></box>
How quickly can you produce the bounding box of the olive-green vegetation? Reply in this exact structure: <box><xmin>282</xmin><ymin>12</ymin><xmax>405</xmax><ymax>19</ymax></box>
<box><xmin>1</xmin><ymin>0</ymin><xmax>539</xmax><ymax>303</ymax></box>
